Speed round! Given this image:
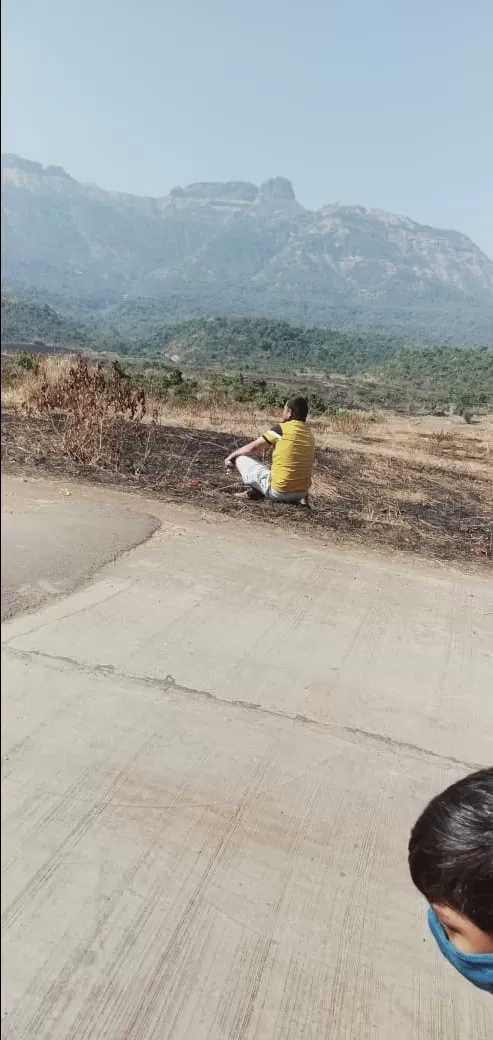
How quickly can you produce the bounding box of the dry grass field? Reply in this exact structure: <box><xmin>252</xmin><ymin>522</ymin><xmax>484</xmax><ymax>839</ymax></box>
<box><xmin>2</xmin><ymin>354</ymin><xmax>492</xmax><ymax>567</ymax></box>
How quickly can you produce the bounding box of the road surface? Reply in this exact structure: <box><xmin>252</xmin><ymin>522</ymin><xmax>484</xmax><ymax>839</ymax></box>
<box><xmin>2</xmin><ymin>475</ymin><xmax>492</xmax><ymax>1039</ymax></box>
<box><xmin>1</xmin><ymin>481</ymin><xmax>158</xmax><ymax>619</ymax></box>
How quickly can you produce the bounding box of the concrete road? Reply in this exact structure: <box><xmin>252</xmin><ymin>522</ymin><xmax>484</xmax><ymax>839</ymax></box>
<box><xmin>2</xmin><ymin>476</ymin><xmax>492</xmax><ymax>1039</ymax></box>
<box><xmin>1</xmin><ymin>479</ymin><xmax>159</xmax><ymax>619</ymax></box>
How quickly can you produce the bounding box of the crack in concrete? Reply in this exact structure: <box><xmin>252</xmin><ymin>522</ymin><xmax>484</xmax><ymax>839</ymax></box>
<box><xmin>3</xmin><ymin>644</ymin><xmax>485</xmax><ymax>774</ymax></box>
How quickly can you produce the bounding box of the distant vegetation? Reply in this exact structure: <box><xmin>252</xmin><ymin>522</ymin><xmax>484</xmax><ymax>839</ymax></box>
<box><xmin>126</xmin><ymin>316</ymin><xmax>401</xmax><ymax>373</ymax></box>
<box><xmin>2</xmin><ymin>293</ymin><xmax>492</xmax><ymax>416</ymax></box>
<box><xmin>1</xmin><ymin>293</ymin><xmax>90</xmax><ymax>348</ymax></box>
<box><xmin>2</xmin><ymin>293</ymin><xmax>405</xmax><ymax>368</ymax></box>
<box><xmin>358</xmin><ymin>347</ymin><xmax>493</xmax><ymax>414</ymax></box>
<box><xmin>126</xmin><ymin>365</ymin><xmax>331</xmax><ymax>416</ymax></box>
<box><xmin>125</xmin><ymin>349</ymin><xmax>493</xmax><ymax>417</ymax></box>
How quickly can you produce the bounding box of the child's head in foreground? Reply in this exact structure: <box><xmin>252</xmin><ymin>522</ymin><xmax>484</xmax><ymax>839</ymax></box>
<box><xmin>408</xmin><ymin>767</ymin><xmax>493</xmax><ymax>993</ymax></box>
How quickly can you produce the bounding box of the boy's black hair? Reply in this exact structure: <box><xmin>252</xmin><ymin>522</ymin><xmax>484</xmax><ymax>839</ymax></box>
<box><xmin>408</xmin><ymin>768</ymin><xmax>493</xmax><ymax>932</ymax></box>
<box><xmin>286</xmin><ymin>396</ymin><xmax>309</xmax><ymax>421</ymax></box>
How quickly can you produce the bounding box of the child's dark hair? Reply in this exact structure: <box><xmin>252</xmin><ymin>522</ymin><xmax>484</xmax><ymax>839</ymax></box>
<box><xmin>286</xmin><ymin>396</ymin><xmax>309</xmax><ymax>421</ymax></box>
<box><xmin>408</xmin><ymin>768</ymin><xmax>493</xmax><ymax>933</ymax></box>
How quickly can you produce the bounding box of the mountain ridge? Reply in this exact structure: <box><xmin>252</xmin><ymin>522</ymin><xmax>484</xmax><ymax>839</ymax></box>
<box><xmin>3</xmin><ymin>153</ymin><xmax>489</xmax><ymax>244</ymax></box>
<box><xmin>2</xmin><ymin>153</ymin><xmax>493</xmax><ymax>346</ymax></box>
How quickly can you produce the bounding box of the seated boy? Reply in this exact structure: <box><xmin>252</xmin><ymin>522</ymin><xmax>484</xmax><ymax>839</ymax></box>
<box><xmin>224</xmin><ymin>396</ymin><xmax>315</xmax><ymax>505</ymax></box>
<box><xmin>408</xmin><ymin>768</ymin><xmax>493</xmax><ymax>993</ymax></box>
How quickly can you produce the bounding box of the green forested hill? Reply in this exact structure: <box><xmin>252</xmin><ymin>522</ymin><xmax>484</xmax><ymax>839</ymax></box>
<box><xmin>1</xmin><ymin>292</ymin><xmax>89</xmax><ymax>347</ymax></box>
<box><xmin>2</xmin><ymin>292</ymin><xmax>492</xmax><ymax>410</ymax></box>
<box><xmin>133</xmin><ymin>315</ymin><xmax>403</xmax><ymax>372</ymax></box>
<box><xmin>371</xmin><ymin>346</ymin><xmax>493</xmax><ymax>408</ymax></box>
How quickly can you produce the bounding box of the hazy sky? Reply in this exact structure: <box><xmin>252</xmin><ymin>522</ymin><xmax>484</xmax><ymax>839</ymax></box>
<box><xmin>2</xmin><ymin>0</ymin><xmax>492</xmax><ymax>255</ymax></box>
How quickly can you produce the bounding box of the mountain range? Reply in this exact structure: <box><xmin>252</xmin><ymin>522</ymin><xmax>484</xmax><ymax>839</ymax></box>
<box><xmin>2</xmin><ymin>154</ymin><xmax>493</xmax><ymax>345</ymax></box>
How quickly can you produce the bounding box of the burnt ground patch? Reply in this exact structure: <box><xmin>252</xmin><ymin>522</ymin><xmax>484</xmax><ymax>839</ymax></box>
<box><xmin>2</xmin><ymin>410</ymin><xmax>492</xmax><ymax>567</ymax></box>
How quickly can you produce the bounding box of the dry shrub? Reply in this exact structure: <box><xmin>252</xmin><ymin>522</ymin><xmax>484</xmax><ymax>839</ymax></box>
<box><xmin>320</xmin><ymin>411</ymin><xmax>370</xmax><ymax>438</ymax></box>
<box><xmin>25</xmin><ymin>358</ymin><xmax>147</xmax><ymax>469</ymax></box>
<box><xmin>393</xmin><ymin>488</ymin><xmax>429</xmax><ymax>505</ymax></box>
<box><xmin>147</xmin><ymin>395</ymin><xmax>266</xmax><ymax>439</ymax></box>
<box><xmin>2</xmin><ymin>355</ymin><xmax>74</xmax><ymax>410</ymax></box>
<box><xmin>416</xmin><ymin>430</ymin><xmax>491</xmax><ymax>467</ymax></box>
<box><xmin>359</xmin><ymin>501</ymin><xmax>402</xmax><ymax>524</ymax></box>
<box><xmin>420</xmin><ymin>430</ymin><xmax>458</xmax><ymax>455</ymax></box>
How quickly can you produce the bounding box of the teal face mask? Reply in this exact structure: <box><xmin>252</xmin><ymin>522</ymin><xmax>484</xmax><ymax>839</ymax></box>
<box><xmin>428</xmin><ymin>908</ymin><xmax>493</xmax><ymax>993</ymax></box>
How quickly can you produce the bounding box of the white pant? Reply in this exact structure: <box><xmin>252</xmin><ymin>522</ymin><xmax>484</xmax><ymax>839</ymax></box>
<box><xmin>235</xmin><ymin>457</ymin><xmax>306</xmax><ymax>502</ymax></box>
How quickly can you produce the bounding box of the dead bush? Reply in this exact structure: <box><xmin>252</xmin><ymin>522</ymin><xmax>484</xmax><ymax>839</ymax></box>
<box><xmin>322</xmin><ymin>410</ymin><xmax>370</xmax><ymax>438</ymax></box>
<box><xmin>420</xmin><ymin>430</ymin><xmax>457</xmax><ymax>455</ymax></box>
<box><xmin>25</xmin><ymin>358</ymin><xmax>147</xmax><ymax>469</ymax></box>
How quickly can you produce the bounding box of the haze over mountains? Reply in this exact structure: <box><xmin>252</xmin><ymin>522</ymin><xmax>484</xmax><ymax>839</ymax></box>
<box><xmin>2</xmin><ymin>154</ymin><xmax>493</xmax><ymax>345</ymax></box>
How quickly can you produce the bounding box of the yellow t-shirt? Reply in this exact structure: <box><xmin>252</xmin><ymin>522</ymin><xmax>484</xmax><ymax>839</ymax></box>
<box><xmin>263</xmin><ymin>420</ymin><xmax>315</xmax><ymax>494</ymax></box>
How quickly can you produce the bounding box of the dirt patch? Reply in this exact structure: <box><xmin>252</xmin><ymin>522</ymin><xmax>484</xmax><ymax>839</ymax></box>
<box><xmin>415</xmin><ymin>430</ymin><xmax>491</xmax><ymax>463</ymax></box>
<box><xmin>2</xmin><ymin>409</ymin><xmax>492</xmax><ymax>568</ymax></box>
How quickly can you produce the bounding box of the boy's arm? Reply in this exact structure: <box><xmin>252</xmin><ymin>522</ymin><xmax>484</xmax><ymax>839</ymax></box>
<box><xmin>225</xmin><ymin>436</ymin><xmax>268</xmax><ymax>465</ymax></box>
